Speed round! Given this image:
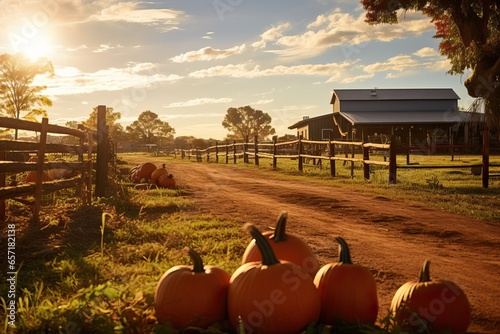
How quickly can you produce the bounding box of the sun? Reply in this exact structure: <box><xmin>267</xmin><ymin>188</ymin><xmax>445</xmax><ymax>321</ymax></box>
<box><xmin>21</xmin><ymin>34</ymin><xmax>54</xmax><ymax>62</ymax></box>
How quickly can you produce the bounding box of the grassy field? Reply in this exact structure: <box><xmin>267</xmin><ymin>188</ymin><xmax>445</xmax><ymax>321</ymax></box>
<box><xmin>1</xmin><ymin>152</ymin><xmax>498</xmax><ymax>333</ymax></box>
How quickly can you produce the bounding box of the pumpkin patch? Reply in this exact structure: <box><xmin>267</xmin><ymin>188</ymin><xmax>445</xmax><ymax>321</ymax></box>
<box><xmin>150</xmin><ymin>209</ymin><xmax>473</xmax><ymax>333</ymax></box>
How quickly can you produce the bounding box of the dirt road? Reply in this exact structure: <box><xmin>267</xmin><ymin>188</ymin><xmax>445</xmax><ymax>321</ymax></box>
<box><xmin>161</xmin><ymin>159</ymin><xmax>499</xmax><ymax>333</ymax></box>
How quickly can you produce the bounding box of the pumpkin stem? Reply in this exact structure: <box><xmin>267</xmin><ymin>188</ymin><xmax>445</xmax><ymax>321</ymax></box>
<box><xmin>418</xmin><ymin>259</ymin><xmax>432</xmax><ymax>282</ymax></box>
<box><xmin>187</xmin><ymin>247</ymin><xmax>205</xmax><ymax>273</ymax></box>
<box><xmin>245</xmin><ymin>223</ymin><xmax>280</xmax><ymax>266</ymax></box>
<box><xmin>270</xmin><ymin>212</ymin><xmax>288</xmax><ymax>242</ymax></box>
<box><xmin>336</xmin><ymin>237</ymin><xmax>353</xmax><ymax>264</ymax></box>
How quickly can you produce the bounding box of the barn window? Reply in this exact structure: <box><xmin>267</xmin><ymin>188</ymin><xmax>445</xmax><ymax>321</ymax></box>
<box><xmin>322</xmin><ymin>129</ymin><xmax>333</xmax><ymax>140</ymax></box>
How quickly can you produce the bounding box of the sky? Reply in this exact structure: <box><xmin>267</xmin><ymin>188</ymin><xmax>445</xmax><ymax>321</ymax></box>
<box><xmin>0</xmin><ymin>0</ymin><xmax>475</xmax><ymax>140</ymax></box>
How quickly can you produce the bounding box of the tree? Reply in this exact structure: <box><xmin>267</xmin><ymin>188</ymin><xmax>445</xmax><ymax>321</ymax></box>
<box><xmin>126</xmin><ymin>110</ymin><xmax>175</xmax><ymax>145</ymax></box>
<box><xmin>222</xmin><ymin>105</ymin><xmax>276</xmax><ymax>141</ymax></box>
<box><xmin>84</xmin><ymin>106</ymin><xmax>125</xmax><ymax>141</ymax></box>
<box><xmin>362</xmin><ymin>0</ymin><xmax>500</xmax><ymax>126</ymax></box>
<box><xmin>0</xmin><ymin>53</ymin><xmax>54</xmax><ymax>139</ymax></box>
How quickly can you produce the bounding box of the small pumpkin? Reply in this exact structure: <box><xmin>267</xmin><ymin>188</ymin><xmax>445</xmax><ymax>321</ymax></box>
<box><xmin>154</xmin><ymin>247</ymin><xmax>231</xmax><ymax>329</ymax></box>
<box><xmin>390</xmin><ymin>259</ymin><xmax>471</xmax><ymax>334</ymax></box>
<box><xmin>25</xmin><ymin>171</ymin><xmax>53</xmax><ymax>183</ymax></box>
<box><xmin>228</xmin><ymin>224</ymin><xmax>321</xmax><ymax>334</ymax></box>
<box><xmin>150</xmin><ymin>163</ymin><xmax>169</xmax><ymax>184</ymax></box>
<box><xmin>158</xmin><ymin>173</ymin><xmax>176</xmax><ymax>188</ymax></box>
<box><xmin>313</xmin><ymin>237</ymin><xmax>378</xmax><ymax>326</ymax></box>
<box><xmin>241</xmin><ymin>212</ymin><xmax>320</xmax><ymax>277</ymax></box>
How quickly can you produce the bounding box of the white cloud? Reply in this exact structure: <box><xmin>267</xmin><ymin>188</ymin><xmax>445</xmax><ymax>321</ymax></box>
<box><xmin>362</xmin><ymin>53</ymin><xmax>452</xmax><ymax>79</ymax></box>
<box><xmin>257</xmin><ymin>9</ymin><xmax>434</xmax><ymax>61</ymax></box>
<box><xmin>188</xmin><ymin>62</ymin><xmax>352</xmax><ymax>80</ymax></box>
<box><xmin>252</xmin><ymin>23</ymin><xmax>291</xmax><ymax>49</ymax></box>
<box><xmin>413</xmin><ymin>47</ymin><xmax>439</xmax><ymax>58</ymax></box>
<box><xmin>38</xmin><ymin>62</ymin><xmax>183</xmax><ymax>96</ymax></box>
<box><xmin>171</xmin><ymin>44</ymin><xmax>246</xmax><ymax>63</ymax></box>
<box><xmin>90</xmin><ymin>1</ymin><xmax>184</xmax><ymax>31</ymax></box>
<box><xmin>93</xmin><ymin>44</ymin><xmax>123</xmax><ymax>53</ymax></box>
<box><xmin>164</xmin><ymin>98</ymin><xmax>233</xmax><ymax>108</ymax></box>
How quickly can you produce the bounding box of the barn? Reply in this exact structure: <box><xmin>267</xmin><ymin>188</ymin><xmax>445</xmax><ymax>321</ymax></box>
<box><xmin>289</xmin><ymin>88</ymin><xmax>481</xmax><ymax>147</ymax></box>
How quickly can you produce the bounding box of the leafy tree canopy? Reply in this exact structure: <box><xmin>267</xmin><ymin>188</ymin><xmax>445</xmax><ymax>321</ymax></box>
<box><xmin>0</xmin><ymin>53</ymin><xmax>54</xmax><ymax>138</ymax></box>
<box><xmin>83</xmin><ymin>106</ymin><xmax>125</xmax><ymax>141</ymax></box>
<box><xmin>126</xmin><ymin>110</ymin><xmax>175</xmax><ymax>145</ymax></box>
<box><xmin>362</xmin><ymin>0</ymin><xmax>500</xmax><ymax>126</ymax></box>
<box><xmin>222</xmin><ymin>105</ymin><xmax>276</xmax><ymax>141</ymax></box>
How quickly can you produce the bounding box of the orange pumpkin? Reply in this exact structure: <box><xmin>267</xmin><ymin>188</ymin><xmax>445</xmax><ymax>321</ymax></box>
<box><xmin>228</xmin><ymin>224</ymin><xmax>321</xmax><ymax>334</ymax></box>
<box><xmin>136</xmin><ymin>162</ymin><xmax>156</xmax><ymax>180</ymax></box>
<box><xmin>158</xmin><ymin>173</ymin><xmax>176</xmax><ymax>188</ymax></box>
<box><xmin>154</xmin><ymin>248</ymin><xmax>231</xmax><ymax>329</ymax></box>
<box><xmin>313</xmin><ymin>237</ymin><xmax>378</xmax><ymax>326</ymax></box>
<box><xmin>25</xmin><ymin>171</ymin><xmax>53</xmax><ymax>183</ymax></box>
<box><xmin>241</xmin><ymin>212</ymin><xmax>320</xmax><ymax>277</ymax></box>
<box><xmin>129</xmin><ymin>165</ymin><xmax>141</xmax><ymax>183</ymax></box>
<box><xmin>150</xmin><ymin>163</ymin><xmax>169</xmax><ymax>184</ymax></box>
<box><xmin>390</xmin><ymin>259</ymin><xmax>471</xmax><ymax>334</ymax></box>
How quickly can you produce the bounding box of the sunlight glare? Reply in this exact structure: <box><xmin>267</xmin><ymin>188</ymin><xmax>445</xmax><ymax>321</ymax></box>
<box><xmin>21</xmin><ymin>33</ymin><xmax>53</xmax><ymax>62</ymax></box>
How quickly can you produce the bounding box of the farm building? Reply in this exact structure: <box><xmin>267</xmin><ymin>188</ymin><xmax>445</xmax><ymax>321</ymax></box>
<box><xmin>287</xmin><ymin>114</ymin><xmax>336</xmax><ymax>141</ymax></box>
<box><xmin>289</xmin><ymin>88</ymin><xmax>482</xmax><ymax>148</ymax></box>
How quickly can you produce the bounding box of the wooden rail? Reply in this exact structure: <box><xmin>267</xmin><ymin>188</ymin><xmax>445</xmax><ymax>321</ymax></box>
<box><xmin>0</xmin><ymin>116</ymin><xmax>93</xmax><ymax>222</ymax></box>
<box><xmin>175</xmin><ymin>131</ymin><xmax>496</xmax><ymax>188</ymax></box>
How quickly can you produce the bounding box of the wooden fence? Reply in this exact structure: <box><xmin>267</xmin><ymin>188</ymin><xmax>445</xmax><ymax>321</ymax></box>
<box><xmin>0</xmin><ymin>116</ymin><xmax>94</xmax><ymax>222</ymax></box>
<box><xmin>175</xmin><ymin>131</ymin><xmax>499</xmax><ymax>188</ymax></box>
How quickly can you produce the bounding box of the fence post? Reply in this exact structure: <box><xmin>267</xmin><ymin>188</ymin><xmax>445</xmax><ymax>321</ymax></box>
<box><xmin>350</xmin><ymin>142</ymin><xmax>355</xmax><ymax>178</ymax></box>
<box><xmin>215</xmin><ymin>141</ymin><xmax>219</xmax><ymax>163</ymax></box>
<box><xmin>225</xmin><ymin>141</ymin><xmax>229</xmax><ymax>164</ymax></box>
<box><xmin>33</xmin><ymin>117</ymin><xmax>49</xmax><ymax>222</ymax></box>
<box><xmin>233</xmin><ymin>140</ymin><xmax>237</xmax><ymax>164</ymax></box>
<box><xmin>329</xmin><ymin>133</ymin><xmax>335</xmax><ymax>177</ymax></box>
<box><xmin>389</xmin><ymin>135</ymin><xmax>397</xmax><ymax>184</ymax></box>
<box><xmin>95</xmin><ymin>105</ymin><xmax>108</xmax><ymax>198</ymax></box>
<box><xmin>206</xmin><ymin>146</ymin><xmax>210</xmax><ymax>162</ymax></box>
<box><xmin>298</xmin><ymin>135</ymin><xmax>303</xmax><ymax>172</ymax></box>
<box><xmin>363</xmin><ymin>143</ymin><xmax>370</xmax><ymax>180</ymax></box>
<box><xmin>482</xmin><ymin>129</ymin><xmax>489</xmax><ymax>188</ymax></box>
<box><xmin>243</xmin><ymin>136</ymin><xmax>249</xmax><ymax>163</ymax></box>
<box><xmin>0</xmin><ymin>150</ymin><xmax>5</xmax><ymax>222</ymax></box>
<box><xmin>254</xmin><ymin>135</ymin><xmax>259</xmax><ymax>166</ymax></box>
<box><xmin>272</xmin><ymin>136</ymin><xmax>277</xmax><ymax>170</ymax></box>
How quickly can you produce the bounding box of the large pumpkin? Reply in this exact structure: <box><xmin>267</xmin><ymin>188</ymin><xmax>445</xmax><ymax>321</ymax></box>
<box><xmin>154</xmin><ymin>248</ymin><xmax>231</xmax><ymax>329</ymax></box>
<box><xmin>136</xmin><ymin>162</ymin><xmax>157</xmax><ymax>180</ymax></box>
<box><xmin>150</xmin><ymin>163</ymin><xmax>169</xmax><ymax>184</ymax></box>
<box><xmin>241</xmin><ymin>212</ymin><xmax>320</xmax><ymax>277</ymax></box>
<box><xmin>313</xmin><ymin>237</ymin><xmax>378</xmax><ymax>326</ymax></box>
<box><xmin>228</xmin><ymin>224</ymin><xmax>321</xmax><ymax>334</ymax></box>
<box><xmin>390</xmin><ymin>259</ymin><xmax>471</xmax><ymax>334</ymax></box>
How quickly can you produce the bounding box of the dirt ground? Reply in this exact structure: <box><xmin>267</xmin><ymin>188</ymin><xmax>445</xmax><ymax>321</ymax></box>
<box><xmin>158</xmin><ymin>159</ymin><xmax>500</xmax><ymax>333</ymax></box>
